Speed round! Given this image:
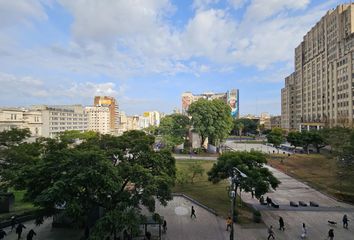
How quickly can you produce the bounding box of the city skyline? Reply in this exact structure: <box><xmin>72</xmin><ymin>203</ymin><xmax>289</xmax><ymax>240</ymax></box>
<box><xmin>0</xmin><ymin>0</ymin><xmax>342</xmax><ymax>115</ymax></box>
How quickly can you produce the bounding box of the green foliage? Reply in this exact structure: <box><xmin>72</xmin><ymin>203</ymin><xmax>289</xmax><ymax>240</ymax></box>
<box><xmin>286</xmin><ymin>132</ymin><xmax>303</xmax><ymax>148</ymax></box>
<box><xmin>233</xmin><ymin>119</ymin><xmax>258</xmax><ymax>136</ymax></box>
<box><xmin>266</xmin><ymin>128</ymin><xmax>284</xmax><ymax>150</ymax></box>
<box><xmin>158</xmin><ymin>114</ymin><xmax>190</xmax><ymax>150</ymax></box>
<box><xmin>188</xmin><ymin>99</ymin><xmax>233</xmax><ymax>145</ymax></box>
<box><xmin>0</xmin><ymin>128</ymin><xmax>31</xmax><ymax>147</ymax></box>
<box><xmin>2</xmin><ymin>130</ymin><xmax>176</xmax><ymax>238</ymax></box>
<box><xmin>58</xmin><ymin>130</ymin><xmax>97</xmax><ymax>143</ymax></box>
<box><xmin>188</xmin><ymin>162</ymin><xmax>205</xmax><ymax>183</ymax></box>
<box><xmin>208</xmin><ymin>151</ymin><xmax>280</xmax><ymax>198</ymax></box>
<box><xmin>321</xmin><ymin>127</ymin><xmax>352</xmax><ymax>153</ymax></box>
<box><xmin>176</xmin><ymin>169</ymin><xmax>189</xmax><ymax>185</ymax></box>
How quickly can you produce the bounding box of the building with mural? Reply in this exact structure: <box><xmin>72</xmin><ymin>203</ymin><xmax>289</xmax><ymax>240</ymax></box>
<box><xmin>181</xmin><ymin>89</ymin><xmax>239</xmax><ymax>118</ymax></box>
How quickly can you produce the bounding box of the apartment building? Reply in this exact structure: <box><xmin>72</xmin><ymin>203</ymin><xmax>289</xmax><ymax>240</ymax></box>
<box><xmin>94</xmin><ymin>96</ymin><xmax>118</xmax><ymax>133</ymax></box>
<box><xmin>282</xmin><ymin>4</ymin><xmax>354</xmax><ymax>131</ymax></box>
<box><xmin>31</xmin><ymin>105</ymin><xmax>88</xmax><ymax>138</ymax></box>
<box><xmin>86</xmin><ymin>106</ymin><xmax>111</xmax><ymax>134</ymax></box>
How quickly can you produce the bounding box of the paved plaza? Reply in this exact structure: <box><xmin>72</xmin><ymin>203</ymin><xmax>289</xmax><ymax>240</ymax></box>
<box><xmin>225</xmin><ymin>140</ymin><xmax>292</xmax><ymax>154</ymax></box>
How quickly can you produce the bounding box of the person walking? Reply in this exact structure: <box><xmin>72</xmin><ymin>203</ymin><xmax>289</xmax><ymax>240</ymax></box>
<box><xmin>16</xmin><ymin>223</ymin><xmax>26</xmax><ymax>240</ymax></box>
<box><xmin>11</xmin><ymin>216</ymin><xmax>17</xmax><ymax>232</ymax></box>
<box><xmin>267</xmin><ymin>225</ymin><xmax>275</xmax><ymax>240</ymax></box>
<box><xmin>278</xmin><ymin>216</ymin><xmax>285</xmax><ymax>231</ymax></box>
<box><xmin>301</xmin><ymin>223</ymin><xmax>307</xmax><ymax>239</ymax></box>
<box><xmin>266</xmin><ymin>196</ymin><xmax>272</xmax><ymax>207</ymax></box>
<box><xmin>191</xmin><ymin>206</ymin><xmax>196</xmax><ymax>218</ymax></box>
<box><xmin>0</xmin><ymin>228</ymin><xmax>6</xmax><ymax>240</ymax></box>
<box><xmin>328</xmin><ymin>229</ymin><xmax>334</xmax><ymax>240</ymax></box>
<box><xmin>26</xmin><ymin>229</ymin><xmax>36</xmax><ymax>240</ymax></box>
<box><xmin>226</xmin><ymin>216</ymin><xmax>232</xmax><ymax>231</ymax></box>
<box><xmin>163</xmin><ymin>220</ymin><xmax>167</xmax><ymax>233</ymax></box>
<box><xmin>343</xmin><ymin>214</ymin><xmax>349</xmax><ymax>229</ymax></box>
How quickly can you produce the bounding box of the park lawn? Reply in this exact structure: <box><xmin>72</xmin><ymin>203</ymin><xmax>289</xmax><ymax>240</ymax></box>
<box><xmin>173</xmin><ymin>159</ymin><xmax>254</xmax><ymax>224</ymax></box>
<box><xmin>267</xmin><ymin>154</ymin><xmax>354</xmax><ymax>203</ymax></box>
<box><xmin>0</xmin><ymin>190</ymin><xmax>37</xmax><ymax>221</ymax></box>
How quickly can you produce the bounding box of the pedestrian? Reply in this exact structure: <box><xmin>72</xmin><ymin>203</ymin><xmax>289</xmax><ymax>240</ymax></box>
<box><xmin>226</xmin><ymin>216</ymin><xmax>232</xmax><ymax>231</ymax></box>
<box><xmin>328</xmin><ymin>229</ymin><xmax>334</xmax><ymax>240</ymax></box>
<box><xmin>278</xmin><ymin>216</ymin><xmax>285</xmax><ymax>231</ymax></box>
<box><xmin>0</xmin><ymin>228</ymin><xmax>6</xmax><ymax>240</ymax></box>
<box><xmin>301</xmin><ymin>223</ymin><xmax>307</xmax><ymax>239</ymax></box>
<box><xmin>11</xmin><ymin>216</ymin><xmax>17</xmax><ymax>232</ymax></box>
<box><xmin>145</xmin><ymin>231</ymin><xmax>151</xmax><ymax>240</ymax></box>
<box><xmin>191</xmin><ymin>206</ymin><xmax>196</xmax><ymax>218</ymax></box>
<box><xmin>26</xmin><ymin>229</ymin><xmax>36</xmax><ymax>240</ymax></box>
<box><xmin>266</xmin><ymin>196</ymin><xmax>272</xmax><ymax>206</ymax></box>
<box><xmin>163</xmin><ymin>220</ymin><xmax>167</xmax><ymax>233</ymax></box>
<box><xmin>343</xmin><ymin>214</ymin><xmax>349</xmax><ymax>229</ymax></box>
<box><xmin>267</xmin><ymin>225</ymin><xmax>275</xmax><ymax>240</ymax></box>
<box><xmin>16</xmin><ymin>223</ymin><xmax>26</xmax><ymax>240</ymax></box>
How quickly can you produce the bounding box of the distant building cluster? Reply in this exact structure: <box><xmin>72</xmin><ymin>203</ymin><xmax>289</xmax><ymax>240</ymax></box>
<box><xmin>241</xmin><ymin>113</ymin><xmax>281</xmax><ymax>130</ymax></box>
<box><xmin>0</xmin><ymin>96</ymin><xmax>162</xmax><ymax>138</ymax></box>
<box><xmin>181</xmin><ymin>89</ymin><xmax>239</xmax><ymax>119</ymax></box>
<box><xmin>282</xmin><ymin>3</ymin><xmax>354</xmax><ymax>131</ymax></box>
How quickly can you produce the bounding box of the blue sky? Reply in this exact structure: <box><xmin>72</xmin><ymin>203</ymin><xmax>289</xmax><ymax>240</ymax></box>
<box><xmin>0</xmin><ymin>0</ymin><xmax>343</xmax><ymax>115</ymax></box>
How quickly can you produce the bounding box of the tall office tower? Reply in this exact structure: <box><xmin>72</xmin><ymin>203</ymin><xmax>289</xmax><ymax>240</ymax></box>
<box><xmin>282</xmin><ymin>4</ymin><xmax>354</xmax><ymax>131</ymax></box>
<box><xmin>94</xmin><ymin>96</ymin><xmax>119</xmax><ymax>133</ymax></box>
<box><xmin>181</xmin><ymin>89</ymin><xmax>239</xmax><ymax>118</ymax></box>
<box><xmin>31</xmin><ymin>105</ymin><xmax>88</xmax><ymax>138</ymax></box>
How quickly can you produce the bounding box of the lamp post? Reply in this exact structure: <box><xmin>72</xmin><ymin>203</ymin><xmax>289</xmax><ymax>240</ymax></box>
<box><xmin>229</xmin><ymin>167</ymin><xmax>247</xmax><ymax>240</ymax></box>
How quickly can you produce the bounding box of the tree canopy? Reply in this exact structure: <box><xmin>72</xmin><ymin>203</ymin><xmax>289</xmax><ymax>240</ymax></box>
<box><xmin>188</xmin><ymin>99</ymin><xmax>233</xmax><ymax>146</ymax></box>
<box><xmin>233</xmin><ymin>118</ymin><xmax>258</xmax><ymax>136</ymax></box>
<box><xmin>208</xmin><ymin>151</ymin><xmax>280</xmax><ymax>198</ymax></box>
<box><xmin>158</xmin><ymin>114</ymin><xmax>190</xmax><ymax>149</ymax></box>
<box><xmin>266</xmin><ymin>128</ymin><xmax>284</xmax><ymax>150</ymax></box>
<box><xmin>1</xmin><ymin>129</ymin><xmax>176</xmax><ymax>239</ymax></box>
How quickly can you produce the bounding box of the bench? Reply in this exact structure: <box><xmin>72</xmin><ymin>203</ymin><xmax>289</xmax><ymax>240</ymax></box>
<box><xmin>290</xmin><ymin>201</ymin><xmax>299</xmax><ymax>207</ymax></box>
<box><xmin>299</xmin><ymin>201</ymin><xmax>307</xmax><ymax>207</ymax></box>
<box><xmin>309</xmin><ymin>201</ymin><xmax>319</xmax><ymax>207</ymax></box>
<box><xmin>271</xmin><ymin>201</ymin><xmax>279</xmax><ymax>208</ymax></box>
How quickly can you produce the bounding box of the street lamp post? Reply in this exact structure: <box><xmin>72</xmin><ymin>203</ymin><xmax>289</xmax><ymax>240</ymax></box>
<box><xmin>229</xmin><ymin>167</ymin><xmax>247</xmax><ymax>240</ymax></box>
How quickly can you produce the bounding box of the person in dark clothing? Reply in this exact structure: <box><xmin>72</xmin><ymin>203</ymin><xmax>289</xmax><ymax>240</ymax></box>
<box><xmin>0</xmin><ymin>229</ymin><xmax>7</xmax><ymax>239</ymax></box>
<box><xmin>145</xmin><ymin>231</ymin><xmax>151</xmax><ymax>240</ymax></box>
<box><xmin>11</xmin><ymin>216</ymin><xmax>17</xmax><ymax>232</ymax></box>
<box><xmin>266</xmin><ymin>196</ymin><xmax>272</xmax><ymax>206</ymax></box>
<box><xmin>343</xmin><ymin>214</ymin><xmax>349</xmax><ymax>229</ymax></box>
<box><xmin>328</xmin><ymin>229</ymin><xmax>334</xmax><ymax>240</ymax></box>
<box><xmin>279</xmin><ymin>216</ymin><xmax>285</xmax><ymax>231</ymax></box>
<box><xmin>26</xmin><ymin>229</ymin><xmax>36</xmax><ymax>240</ymax></box>
<box><xmin>163</xmin><ymin>220</ymin><xmax>167</xmax><ymax>232</ymax></box>
<box><xmin>191</xmin><ymin>206</ymin><xmax>196</xmax><ymax>218</ymax></box>
<box><xmin>267</xmin><ymin>225</ymin><xmax>275</xmax><ymax>240</ymax></box>
<box><xmin>16</xmin><ymin>223</ymin><xmax>26</xmax><ymax>240</ymax></box>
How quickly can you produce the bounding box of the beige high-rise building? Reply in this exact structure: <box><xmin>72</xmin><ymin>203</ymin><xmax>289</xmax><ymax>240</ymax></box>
<box><xmin>282</xmin><ymin>4</ymin><xmax>354</xmax><ymax>131</ymax></box>
<box><xmin>94</xmin><ymin>96</ymin><xmax>118</xmax><ymax>133</ymax></box>
<box><xmin>85</xmin><ymin>106</ymin><xmax>111</xmax><ymax>134</ymax></box>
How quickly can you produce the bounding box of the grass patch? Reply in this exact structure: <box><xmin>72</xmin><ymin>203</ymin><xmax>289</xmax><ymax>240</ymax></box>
<box><xmin>268</xmin><ymin>154</ymin><xmax>354</xmax><ymax>203</ymax></box>
<box><xmin>0</xmin><ymin>190</ymin><xmax>37</xmax><ymax>221</ymax></box>
<box><xmin>173</xmin><ymin>159</ymin><xmax>254</xmax><ymax>224</ymax></box>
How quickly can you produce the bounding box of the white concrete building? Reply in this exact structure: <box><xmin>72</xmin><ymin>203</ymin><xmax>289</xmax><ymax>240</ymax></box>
<box><xmin>85</xmin><ymin>106</ymin><xmax>111</xmax><ymax>134</ymax></box>
<box><xmin>31</xmin><ymin>105</ymin><xmax>88</xmax><ymax>138</ymax></box>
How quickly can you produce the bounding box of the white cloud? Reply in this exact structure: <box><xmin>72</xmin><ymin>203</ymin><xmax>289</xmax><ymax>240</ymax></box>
<box><xmin>228</xmin><ymin>0</ymin><xmax>248</xmax><ymax>10</ymax></box>
<box><xmin>0</xmin><ymin>0</ymin><xmax>48</xmax><ymax>29</ymax></box>
<box><xmin>192</xmin><ymin>0</ymin><xmax>219</xmax><ymax>10</ymax></box>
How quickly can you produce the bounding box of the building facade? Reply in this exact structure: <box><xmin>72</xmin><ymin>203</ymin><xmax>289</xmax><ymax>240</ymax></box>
<box><xmin>31</xmin><ymin>105</ymin><xmax>88</xmax><ymax>138</ymax></box>
<box><xmin>282</xmin><ymin>4</ymin><xmax>354</xmax><ymax>131</ymax></box>
<box><xmin>94</xmin><ymin>96</ymin><xmax>118</xmax><ymax>133</ymax></box>
<box><xmin>181</xmin><ymin>89</ymin><xmax>239</xmax><ymax>118</ymax></box>
<box><xmin>86</xmin><ymin>106</ymin><xmax>111</xmax><ymax>134</ymax></box>
<box><xmin>0</xmin><ymin>108</ymin><xmax>42</xmax><ymax>137</ymax></box>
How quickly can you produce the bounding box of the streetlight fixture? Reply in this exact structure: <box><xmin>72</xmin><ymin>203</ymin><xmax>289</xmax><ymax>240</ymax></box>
<box><xmin>229</xmin><ymin>167</ymin><xmax>247</xmax><ymax>240</ymax></box>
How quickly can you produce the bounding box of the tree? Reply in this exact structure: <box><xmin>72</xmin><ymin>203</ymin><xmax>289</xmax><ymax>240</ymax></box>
<box><xmin>188</xmin><ymin>162</ymin><xmax>204</xmax><ymax>183</ymax></box>
<box><xmin>0</xmin><ymin>128</ymin><xmax>31</xmax><ymax>147</ymax></box>
<box><xmin>3</xmin><ymin>130</ymin><xmax>176</xmax><ymax>239</ymax></box>
<box><xmin>208</xmin><ymin>151</ymin><xmax>280</xmax><ymax>198</ymax></box>
<box><xmin>266</xmin><ymin>128</ymin><xmax>284</xmax><ymax>152</ymax></box>
<box><xmin>321</xmin><ymin>127</ymin><xmax>352</xmax><ymax>154</ymax></box>
<box><xmin>233</xmin><ymin>119</ymin><xmax>258</xmax><ymax>136</ymax></box>
<box><xmin>308</xmin><ymin>131</ymin><xmax>326</xmax><ymax>153</ymax></box>
<box><xmin>286</xmin><ymin>132</ymin><xmax>303</xmax><ymax>149</ymax></box>
<box><xmin>158</xmin><ymin>114</ymin><xmax>190</xmax><ymax>150</ymax></box>
<box><xmin>188</xmin><ymin>99</ymin><xmax>233</xmax><ymax>146</ymax></box>
<box><xmin>300</xmin><ymin>131</ymin><xmax>313</xmax><ymax>154</ymax></box>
